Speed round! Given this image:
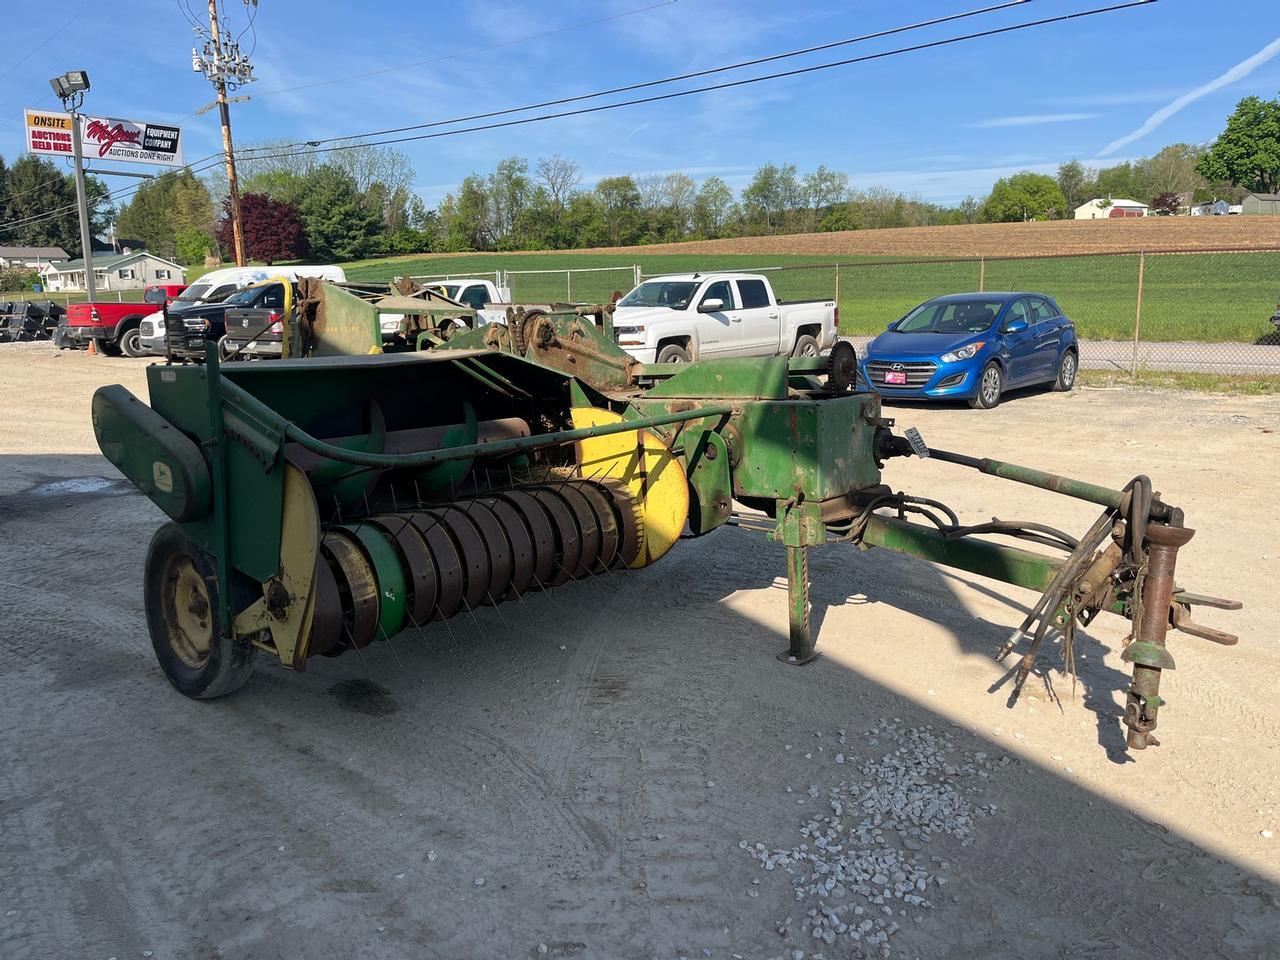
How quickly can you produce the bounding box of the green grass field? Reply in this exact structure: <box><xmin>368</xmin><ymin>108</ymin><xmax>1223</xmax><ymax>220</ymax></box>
<box><xmin>339</xmin><ymin>250</ymin><xmax>1280</xmax><ymax>343</ymax></box>
<box><xmin>0</xmin><ymin>288</ymin><xmax>147</xmax><ymax>307</ymax></box>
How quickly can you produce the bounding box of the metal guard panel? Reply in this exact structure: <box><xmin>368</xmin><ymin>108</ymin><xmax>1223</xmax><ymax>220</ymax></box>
<box><xmin>92</xmin><ymin>384</ymin><xmax>211</xmax><ymax>522</ymax></box>
<box><xmin>646</xmin><ymin>357</ymin><xmax>790</xmax><ymax>399</ymax></box>
<box><xmin>732</xmin><ymin>394</ymin><xmax>881</xmax><ymax>501</ymax></box>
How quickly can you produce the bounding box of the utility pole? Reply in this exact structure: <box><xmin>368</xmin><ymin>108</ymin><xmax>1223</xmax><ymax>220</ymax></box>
<box><xmin>49</xmin><ymin>70</ymin><xmax>96</xmax><ymax>300</ymax></box>
<box><xmin>193</xmin><ymin>1</ymin><xmax>256</xmax><ymax>266</ymax></box>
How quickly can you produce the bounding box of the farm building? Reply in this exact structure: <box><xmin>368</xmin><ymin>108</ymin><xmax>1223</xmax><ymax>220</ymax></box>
<box><xmin>1073</xmin><ymin>198</ymin><xmax>1149</xmax><ymax>219</ymax></box>
<box><xmin>39</xmin><ymin>251</ymin><xmax>186</xmax><ymax>292</ymax></box>
<box><xmin>1242</xmin><ymin>193</ymin><xmax>1280</xmax><ymax>215</ymax></box>
<box><xmin>0</xmin><ymin>245</ymin><xmax>69</xmax><ymax>269</ymax></box>
<box><xmin>1190</xmin><ymin>199</ymin><xmax>1230</xmax><ymax>216</ymax></box>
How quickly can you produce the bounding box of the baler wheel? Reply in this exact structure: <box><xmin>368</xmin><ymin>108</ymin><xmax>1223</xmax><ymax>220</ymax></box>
<box><xmin>144</xmin><ymin>522</ymin><xmax>257</xmax><ymax>698</ymax></box>
<box><xmin>423</xmin><ymin>507</ymin><xmax>491</xmax><ymax>612</ymax></box>
<box><xmin>478</xmin><ymin>497</ymin><xmax>537</xmax><ymax>597</ymax></box>
<box><xmin>456</xmin><ymin>501</ymin><xmax>515</xmax><ymax>604</ymax></box>
<box><xmin>406</xmin><ymin>513</ymin><xmax>465</xmax><ymax>620</ymax></box>
<box><xmin>497</xmin><ymin>490</ymin><xmax>557</xmax><ymax>589</ymax></box>
<box><xmin>554</xmin><ymin>485</ymin><xmax>602</xmax><ymax>577</ymax></box>
<box><xmin>368</xmin><ymin>515</ymin><xmax>438</xmax><ymax>625</ymax></box>
<box><xmin>527</xmin><ymin>489</ymin><xmax>582</xmax><ymax>587</ymax></box>
<box><xmin>307</xmin><ymin>557</ymin><xmax>345</xmax><ymax>657</ymax></box>
<box><xmin>321</xmin><ymin>530</ymin><xmax>380</xmax><ymax>650</ymax></box>
<box><xmin>567</xmin><ymin>481</ymin><xmax>622</xmax><ymax>571</ymax></box>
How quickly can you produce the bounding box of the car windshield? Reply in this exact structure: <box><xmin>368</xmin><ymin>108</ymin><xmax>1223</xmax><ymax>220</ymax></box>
<box><xmin>225</xmin><ymin>284</ymin><xmax>269</xmax><ymax>305</ymax></box>
<box><xmin>894</xmin><ymin>299</ymin><xmax>1006</xmax><ymax>334</ymax></box>
<box><xmin>618</xmin><ymin>281</ymin><xmax>700</xmax><ymax>309</ymax></box>
<box><xmin>143</xmin><ymin>287</ymin><xmax>168</xmax><ymax>304</ymax></box>
<box><xmin>174</xmin><ymin>282</ymin><xmax>211</xmax><ymax>304</ymax></box>
<box><xmin>439</xmin><ymin>284</ymin><xmax>462</xmax><ymax>300</ymax></box>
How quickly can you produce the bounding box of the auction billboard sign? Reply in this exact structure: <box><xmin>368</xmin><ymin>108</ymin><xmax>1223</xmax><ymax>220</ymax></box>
<box><xmin>25</xmin><ymin>109</ymin><xmax>184</xmax><ymax>167</ymax></box>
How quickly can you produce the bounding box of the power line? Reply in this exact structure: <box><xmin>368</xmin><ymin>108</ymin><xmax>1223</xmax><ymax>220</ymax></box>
<box><xmin>240</xmin><ymin>0</ymin><xmax>1034</xmax><ymax>156</ymax></box>
<box><xmin>0</xmin><ymin>1</ymin><xmax>96</xmax><ymax>87</ymax></box>
<box><xmin>249</xmin><ymin>0</ymin><xmax>679</xmax><ymax>101</ymax></box>
<box><xmin>4</xmin><ymin>1</ymin><xmax>1021</xmax><ymax>234</ymax></box>
<box><xmin>237</xmin><ymin>1</ymin><xmax>1157</xmax><ymax>166</ymax></box>
<box><xmin>0</xmin><ymin>1</ymin><xmax>1156</xmax><ymax>236</ymax></box>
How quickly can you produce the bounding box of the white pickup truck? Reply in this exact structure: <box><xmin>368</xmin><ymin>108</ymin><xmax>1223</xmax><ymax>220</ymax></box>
<box><xmin>419</xmin><ymin>278</ymin><xmax>512</xmax><ymax>329</ymax></box>
<box><xmin>611</xmin><ymin>273</ymin><xmax>837</xmax><ymax>364</ymax></box>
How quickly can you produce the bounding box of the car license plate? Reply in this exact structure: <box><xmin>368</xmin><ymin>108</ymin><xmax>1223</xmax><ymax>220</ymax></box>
<box><xmin>884</xmin><ymin>370</ymin><xmax>907</xmax><ymax>385</ymax></box>
<box><xmin>186</xmin><ymin>337</ymin><xmax>204</xmax><ymax>348</ymax></box>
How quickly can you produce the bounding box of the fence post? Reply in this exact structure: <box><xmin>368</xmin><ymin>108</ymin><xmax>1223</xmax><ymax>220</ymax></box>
<box><xmin>634</xmin><ymin>264</ymin><xmax>642</xmax><ymax>288</ymax></box>
<box><xmin>1131</xmin><ymin>249</ymin><xmax>1146</xmax><ymax>377</ymax></box>
<box><xmin>978</xmin><ymin>257</ymin><xmax>985</xmax><ymax>292</ymax></box>
<box><xmin>565</xmin><ymin>270</ymin><xmax>572</xmax><ymax>302</ymax></box>
<box><xmin>833</xmin><ymin>263</ymin><xmax>840</xmax><ymax>316</ymax></box>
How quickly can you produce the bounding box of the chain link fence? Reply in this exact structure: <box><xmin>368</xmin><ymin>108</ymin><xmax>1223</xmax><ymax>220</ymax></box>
<box><xmin>641</xmin><ymin>249</ymin><xmax>1280</xmax><ymax>378</ymax></box>
<box><xmin>504</xmin><ymin>265</ymin><xmax>640</xmax><ymax>305</ymax></box>
<box><xmin>0</xmin><ymin>289</ymin><xmax>143</xmax><ymax>308</ymax></box>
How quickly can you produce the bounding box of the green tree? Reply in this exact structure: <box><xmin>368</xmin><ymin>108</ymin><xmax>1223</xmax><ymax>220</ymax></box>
<box><xmin>1056</xmin><ymin>160</ymin><xmax>1090</xmax><ymax>214</ymax></box>
<box><xmin>114</xmin><ymin>168</ymin><xmax>212</xmax><ymax>258</ymax></box>
<box><xmin>1139</xmin><ymin>143</ymin><xmax>1206</xmax><ymax>199</ymax></box>
<box><xmin>741</xmin><ymin>162</ymin><xmax>801</xmax><ymax>233</ymax></box>
<box><xmin>0</xmin><ymin>154</ymin><xmax>110</xmax><ymax>256</ymax></box>
<box><xmin>1196</xmin><ymin>94</ymin><xmax>1280</xmax><ymax>194</ymax></box>
<box><xmin>593</xmin><ymin>176</ymin><xmax>642</xmax><ymax>246</ymax></box>
<box><xmin>802</xmin><ymin>165</ymin><xmax>849</xmax><ymax>229</ymax></box>
<box><xmin>982</xmin><ymin>172</ymin><xmax>1066</xmax><ymax>222</ymax></box>
<box><xmin>175</xmin><ymin>226</ymin><xmax>215</xmax><ymax>265</ymax></box>
<box><xmin>691</xmin><ymin>177</ymin><xmax>734</xmax><ymax>238</ymax></box>
<box><xmin>291</xmin><ymin>165</ymin><xmax>382</xmax><ymax>261</ymax></box>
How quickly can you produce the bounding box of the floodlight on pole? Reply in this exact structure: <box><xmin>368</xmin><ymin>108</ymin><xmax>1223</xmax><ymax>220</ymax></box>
<box><xmin>49</xmin><ymin>68</ymin><xmax>96</xmax><ymax>301</ymax></box>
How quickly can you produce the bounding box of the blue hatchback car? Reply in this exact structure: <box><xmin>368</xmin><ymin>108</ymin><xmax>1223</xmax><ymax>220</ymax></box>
<box><xmin>860</xmin><ymin>292</ymin><xmax>1078</xmax><ymax>409</ymax></box>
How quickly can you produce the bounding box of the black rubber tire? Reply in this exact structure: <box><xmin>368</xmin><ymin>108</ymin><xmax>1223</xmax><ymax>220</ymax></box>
<box><xmin>791</xmin><ymin>334</ymin><xmax>820</xmax><ymax>358</ymax></box>
<box><xmin>143</xmin><ymin>522</ymin><xmax>257</xmax><ymax>699</ymax></box>
<box><xmin>968</xmin><ymin>361</ymin><xmax>1003</xmax><ymax>409</ymax></box>
<box><xmin>97</xmin><ymin>338</ymin><xmax>122</xmax><ymax>356</ymax></box>
<box><xmin>656</xmin><ymin>342</ymin><xmax>691</xmax><ymax>363</ymax></box>
<box><xmin>118</xmin><ymin>326</ymin><xmax>144</xmax><ymax>358</ymax></box>
<box><xmin>1053</xmin><ymin>349</ymin><xmax>1078</xmax><ymax>392</ymax></box>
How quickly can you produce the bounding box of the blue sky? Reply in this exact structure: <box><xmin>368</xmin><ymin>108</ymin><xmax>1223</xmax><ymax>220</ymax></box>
<box><xmin>4</xmin><ymin>0</ymin><xmax>1279</xmax><ymax>207</ymax></box>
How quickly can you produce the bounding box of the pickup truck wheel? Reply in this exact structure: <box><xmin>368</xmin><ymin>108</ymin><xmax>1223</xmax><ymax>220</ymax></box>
<box><xmin>144</xmin><ymin>522</ymin><xmax>257</xmax><ymax>699</ymax></box>
<box><xmin>118</xmin><ymin>326</ymin><xmax>144</xmax><ymax>358</ymax></box>
<box><xmin>968</xmin><ymin>361</ymin><xmax>1003</xmax><ymax>409</ymax></box>
<box><xmin>97</xmin><ymin>338</ymin><xmax>122</xmax><ymax>357</ymax></box>
<box><xmin>656</xmin><ymin>343</ymin><xmax>691</xmax><ymax>363</ymax></box>
<box><xmin>792</xmin><ymin>334</ymin><xmax>820</xmax><ymax>358</ymax></box>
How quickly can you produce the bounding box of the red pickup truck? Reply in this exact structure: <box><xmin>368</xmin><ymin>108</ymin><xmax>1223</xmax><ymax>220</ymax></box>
<box><xmin>66</xmin><ymin>283</ymin><xmax>187</xmax><ymax>356</ymax></box>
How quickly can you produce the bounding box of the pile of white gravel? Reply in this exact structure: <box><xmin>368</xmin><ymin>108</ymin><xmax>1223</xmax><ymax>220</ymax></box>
<box><xmin>740</xmin><ymin>720</ymin><xmax>1008</xmax><ymax>959</ymax></box>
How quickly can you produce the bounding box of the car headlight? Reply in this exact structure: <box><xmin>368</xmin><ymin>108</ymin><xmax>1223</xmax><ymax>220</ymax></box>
<box><xmin>614</xmin><ymin>324</ymin><xmax>645</xmax><ymax>336</ymax></box>
<box><xmin>940</xmin><ymin>341</ymin><xmax>984</xmax><ymax>363</ymax></box>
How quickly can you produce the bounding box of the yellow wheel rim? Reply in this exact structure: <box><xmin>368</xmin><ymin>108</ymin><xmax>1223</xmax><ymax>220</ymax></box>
<box><xmin>571</xmin><ymin>407</ymin><xmax>689</xmax><ymax>568</ymax></box>
<box><xmin>162</xmin><ymin>556</ymin><xmax>214</xmax><ymax>669</ymax></box>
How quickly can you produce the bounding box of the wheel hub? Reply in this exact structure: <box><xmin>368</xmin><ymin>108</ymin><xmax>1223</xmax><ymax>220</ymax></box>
<box><xmin>164</xmin><ymin>557</ymin><xmax>214</xmax><ymax>668</ymax></box>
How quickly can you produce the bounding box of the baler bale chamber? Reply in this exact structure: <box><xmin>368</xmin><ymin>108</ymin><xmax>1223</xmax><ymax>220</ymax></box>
<box><xmin>93</xmin><ymin>298</ymin><xmax>1239</xmax><ymax>751</ymax></box>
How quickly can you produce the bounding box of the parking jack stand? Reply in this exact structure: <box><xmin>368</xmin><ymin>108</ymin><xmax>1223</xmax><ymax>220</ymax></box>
<box><xmin>1122</xmin><ymin>523</ymin><xmax>1194</xmax><ymax>749</ymax></box>
<box><xmin>777</xmin><ymin>498</ymin><xmax>823</xmax><ymax>664</ymax></box>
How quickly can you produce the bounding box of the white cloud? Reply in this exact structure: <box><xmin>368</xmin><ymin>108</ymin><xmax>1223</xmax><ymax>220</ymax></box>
<box><xmin>1100</xmin><ymin>35</ymin><xmax>1280</xmax><ymax>156</ymax></box>
<box><xmin>971</xmin><ymin>113</ymin><xmax>1100</xmax><ymax>129</ymax></box>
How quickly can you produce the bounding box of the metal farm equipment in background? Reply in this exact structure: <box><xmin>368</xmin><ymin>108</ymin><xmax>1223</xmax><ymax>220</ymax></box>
<box><xmin>92</xmin><ymin>292</ymin><xmax>1239</xmax><ymax>752</ymax></box>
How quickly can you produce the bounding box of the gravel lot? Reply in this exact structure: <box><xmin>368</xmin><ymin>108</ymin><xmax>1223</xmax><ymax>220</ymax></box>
<box><xmin>2</xmin><ymin>343</ymin><xmax>1278</xmax><ymax>960</ymax></box>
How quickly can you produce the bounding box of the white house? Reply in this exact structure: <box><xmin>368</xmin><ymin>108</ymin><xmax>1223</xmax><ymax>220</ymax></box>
<box><xmin>39</xmin><ymin>250</ymin><xmax>186</xmax><ymax>292</ymax></box>
<box><xmin>1073</xmin><ymin>198</ymin><xmax>1149</xmax><ymax>220</ymax></box>
<box><xmin>0</xmin><ymin>245</ymin><xmax>69</xmax><ymax>270</ymax></box>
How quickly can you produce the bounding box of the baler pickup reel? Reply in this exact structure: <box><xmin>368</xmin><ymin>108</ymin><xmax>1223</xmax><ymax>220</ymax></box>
<box><xmin>92</xmin><ymin>302</ymin><xmax>1238</xmax><ymax>753</ymax></box>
